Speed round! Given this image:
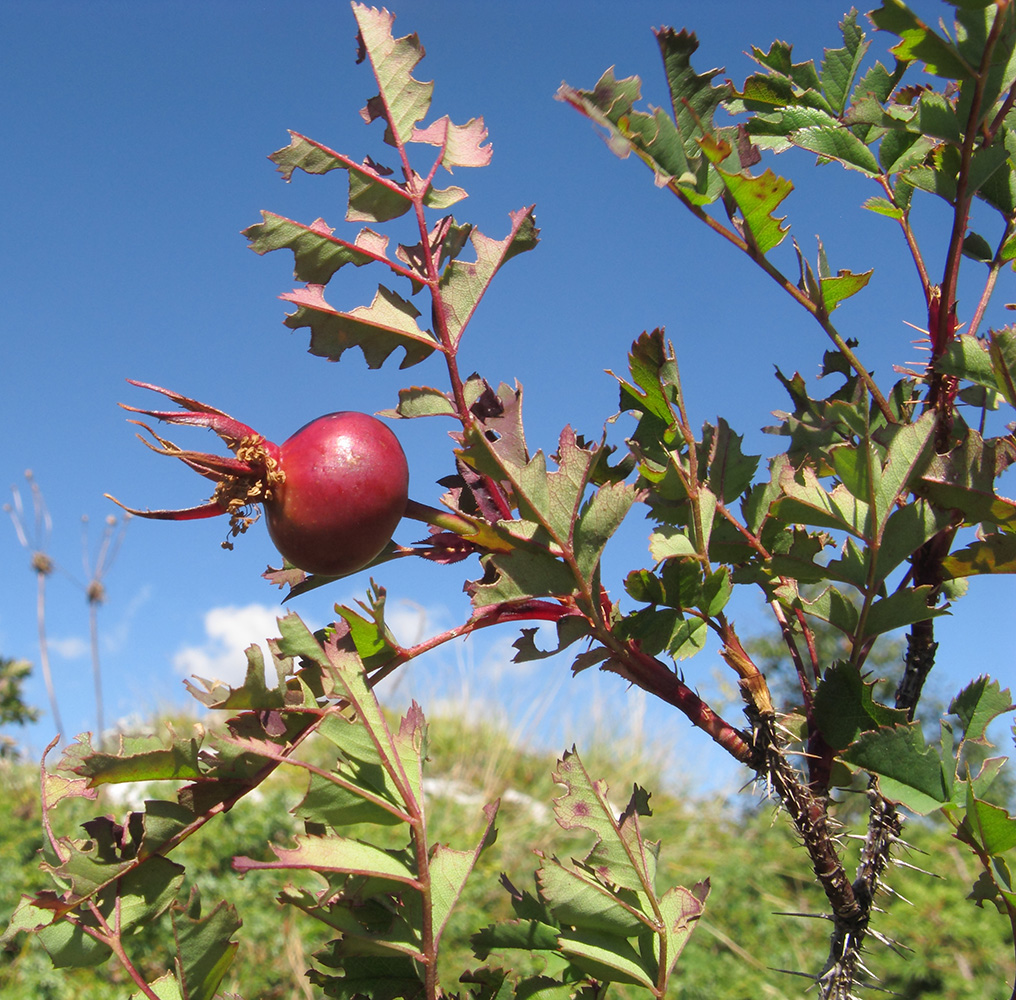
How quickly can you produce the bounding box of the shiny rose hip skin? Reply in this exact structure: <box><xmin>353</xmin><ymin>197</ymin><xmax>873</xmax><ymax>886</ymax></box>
<box><xmin>266</xmin><ymin>411</ymin><xmax>408</xmax><ymax>575</ymax></box>
<box><xmin>108</xmin><ymin>381</ymin><xmax>409</xmax><ymax>576</ymax></box>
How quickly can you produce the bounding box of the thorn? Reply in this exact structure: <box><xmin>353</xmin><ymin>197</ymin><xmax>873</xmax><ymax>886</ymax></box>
<box><xmin>891</xmin><ymin>858</ymin><xmax>942</xmax><ymax>878</ymax></box>
<box><xmin>771</xmin><ymin>910</ymin><xmax>833</xmax><ymax>921</ymax></box>
<box><xmin>875</xmin><ymin>880</ymin><xmax>914</xmax><ymax>905</ymax></box>
<box><xmin>768</xmin><ymin>966</ymin><xmax>819</xmax><ymax>981</ymax></box>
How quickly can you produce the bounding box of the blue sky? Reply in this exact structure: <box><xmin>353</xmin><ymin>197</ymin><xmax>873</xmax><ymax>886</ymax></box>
<box><xmin>2</xmin><ymin>1</ymin><xmax>1012</xmax><ymax>785</ymax></box>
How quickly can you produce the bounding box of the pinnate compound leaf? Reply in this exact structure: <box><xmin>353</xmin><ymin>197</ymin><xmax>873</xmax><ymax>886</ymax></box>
<box><xmin>354</xmin><ymin>4</ymin><xmax>433</xmax><ymax>147</ymax></box>
<box><xmin>282</xmin><ymin>282</ymin><xmax>437</xmax><ymax>369</ymax></box>
<box><xmin>840</xmin><ymin>723</ymin><xmax>952</xmax><ymax>814</ymax></box>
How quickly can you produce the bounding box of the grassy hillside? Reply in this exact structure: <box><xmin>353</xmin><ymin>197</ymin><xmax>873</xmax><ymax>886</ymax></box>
<box><xmin>1</xmin><ymin>708</ymin><xmax>1012</xmax><ymax>999</ymax></box>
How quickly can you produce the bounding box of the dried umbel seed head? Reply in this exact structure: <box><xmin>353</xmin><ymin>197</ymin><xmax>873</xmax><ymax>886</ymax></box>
<box><xmin>107</xmin><ymin>381</ymin><xmax>409</xmax><ymax>576</ymax></box>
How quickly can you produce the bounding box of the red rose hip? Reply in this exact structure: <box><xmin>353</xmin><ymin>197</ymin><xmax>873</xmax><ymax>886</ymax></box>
<box><xmin>265</xmin><ymin>411</ymin><xmax>409</xmax><ymax>575</ymax></box>
<box><xmin>107</xmin><ymin>382</ymin><xmax>409</xmax><ymax>576</ymax></box>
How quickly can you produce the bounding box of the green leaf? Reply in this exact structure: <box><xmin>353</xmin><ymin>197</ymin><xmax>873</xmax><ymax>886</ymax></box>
<box><xmin>381</xmin><ymin>385</ymin><xmax>456</xmax><ymax>419</ymax></box>
<box><xmin>776</xmin><ymin>463</ymin><xmax>870</xmax><ymax>538</ymax></box>
<box><xmin>820</xmin><ymin>267</ymin><xmax>873</xmax><ymax>312</ymax></box>
<box><xmin>863</xmin><ymin>586</ymin><xmax>945</xmax><ymax>641</ymax></box>
<box><xmin>557</xmin><ymin>70</ymin><xmax>704</xmax><ymax>193</ymax></box>
<box><xmin>429</xmin><ymin>802</ymin><xmax>499</xmax><ymax>946</ymax></box>
<box><xmin>821</xmin><ymin>10</ymin><xmax>869</xmax><ymax>115</ymax></box>
<box><xmin>38</xmin><ymin>920</ymin><xmax>111</xmax><ymax>969</ymax></box>
<box><xmin>647</xmin><ymin>527</ymin><xmax>697</xmax><ymax>561</ymax></box>
<box><xmin>234</xmin><ymin>833</ymin><xmax>418</xmax><ymax>883</ymax></box>
<box><xmin>870</xmin><ymin>1</ymin><xmax>975</xmax><ymax>79</ymax></box>
<box><xmin>917</xmin><ymin>427</ymin><xmax>1016</xmax><ymax>527</ymax></box>
<box><xmin>814</xmin><ymin>662</ymin><xmax>910</xmax><ymax>749</ymax></box>
<box><xmin>117</xmin><ymin>857</ymin><xmax>186</xmax><ymax>934</ymax></box>
<box><xmin>537</xmin><ymin>861</ymin><xmax>646</xmax><ymax>936</ymax></box>
<box><xmin>874</xmin><ymin>413</ymin><xmax>935</xmax><ymax>528</ymax></box>
<box><xmin>59</xmin><ymin>731</ymin><xmax>204</xmax><ymax>787</ymax></box>
<box><xmin>937</xmin><ymin>335</ymin><xmax>997</xmax><ymax>388</ymax></box>
<box><xmin>615</xmin><ymin>328</ymin><xmax>681</xmax><ymax>426</ymax></box>
<box><xmin>944</xmin><ymin>532</ymin><xmax>1016</xmax><ymax>577</ymax></box>
<box><xmin>700</xmin><ymin>136</ymin><xmax>792</xmax><ymax>252</ymax></box>
<box><xmin>791</xmin><ymin>585</ymin><xmax>859</xmax><ymax>635</ymax></box>
<box><xmin>862</xmin><ymin>195</ymin><xmax>904</xmax><ymax>219</ymax></box>
<box><xmin>439</xmin><ymin>208</ymin><xmax>539</xmax><ymax>346</ymax></box>
<box><xmin>840</xmin><ymin>723</ymin><xmax>952</xmax><ymax>814</ymax></box>
<box><xmin>574</xmin><ymin>479</ymin><xmax>637</xmax><ymax>580</ymax></box>
<box><xmin>963</xmin><ymin>231</ymin><xmax>995</xmax><ymax>263</ymax></box>
<box><xmin>655</xmin><ymin>26</ymin><xmax>728</xmax><ymax>154</ymax></box>
<box><xmin>471</xmin><ymin>918</ymin><xmax>561</xmax><ymax>960</ymax></box>
<box><xmin>243</xmin><ymin>212</ymin><xmax>384</xmax><ymax>284</ymax></box>
<box><xmin>959</xmin><ymin>790</ymin><xmax>1016</xmax><ymax>855</ymax></box>
<box><xmin>471</xmin><ymin>548</ymin><xmax>578</xmax><ymax>606</ymax></box>
<box><xmin>950</xmin><ymin>676</ymin><xmax>1015</xmax><ymax>743</ymax></box>
<box><xmin>553</xmin><ymin>752</ymin><xmax>656</xmax><ymax>894</ymax></box>
<box><xmin>874</xmin><ymin>500</ymin><xmax>954</xmax><ymax>584</ymax></box>
<box><xmin>990</xmin><ymin>327</ymin><xmax>1016</xmax><ymax>405</ymax></box>
<box><xmin>171</xmin><ymin>890</ymin><xmax>242</xmax><ymax>1000</ymax></box>
<box><xmin>336</xmin><ymin>583</ymin><xmax>400</xmax><ymax>672</ymax></box>
<box><xmin>702</xmin><ymin>418</ymin><xmax>760</xmax><ymax>503</ymax></box>
<box><xmin>346</xmin><ymin>163</ymin><xmax>416</xmax><ymax>223</ymax></box>
<box><xmin>281</xmin><ymin>282</ymin><xmax>437</xmax><ymax>369</ymax></box>
<box><xmin>747</xmin><ymin>106</ymin><xmax>880</xmax><ymax>175</ymax></box>
<box><xmin>353</xmin><ymin>4</ymin><xmax>433</xmax><ymax>147</ymax></box>
<box><xmin>557</xmin><ymin>928</ymin><xmax>655</xmax><ymax>988</ymax></box>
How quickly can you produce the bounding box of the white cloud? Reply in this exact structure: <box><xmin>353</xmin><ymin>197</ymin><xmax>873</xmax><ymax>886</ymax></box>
<box><xmin>48</xmin><ymin>636</ymin><xmax>89</xmax><ymax>659</ymax></box>
<box><xmin>173</xmin><ymin>604</ymin><xmax>283</xmax><ymax>687</ymax></box>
